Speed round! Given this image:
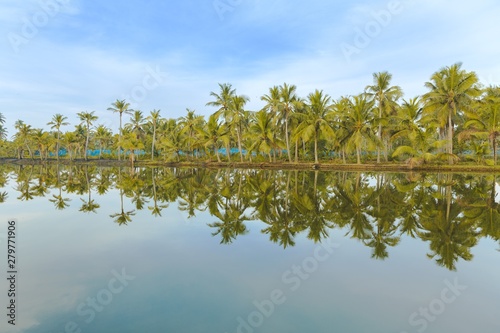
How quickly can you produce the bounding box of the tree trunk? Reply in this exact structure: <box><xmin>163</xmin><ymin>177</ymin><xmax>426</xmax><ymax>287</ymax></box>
<box><xmin>151</xmin><ymin>126</ymin><xmax>156</xmax><ymax>161</ymax></box>
<box><xmin>314</xmin><ymin>133</ymin><xmax>319</xmax><ymax>164</ymax></box>
<box><xmin>285</xmin><ymin>115</ymin><xmax>292</xmax><ymax>162</ymax></box>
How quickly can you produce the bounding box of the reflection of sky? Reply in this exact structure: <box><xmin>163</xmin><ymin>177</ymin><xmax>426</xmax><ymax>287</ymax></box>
<box><xmin>0</xmin><ymin>182</ymin><xmax>499</xmax><ymax>333</ymax></box>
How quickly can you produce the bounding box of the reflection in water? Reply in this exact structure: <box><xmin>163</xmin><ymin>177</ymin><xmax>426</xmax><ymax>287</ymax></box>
<box><xmin>1</xmin><ymin>164</ymin><xmax>499</xmax><ymax>270</ymax></box>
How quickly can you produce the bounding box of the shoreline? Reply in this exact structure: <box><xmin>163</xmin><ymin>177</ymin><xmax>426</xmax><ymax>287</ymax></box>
<box><xmin>1</xmin><ymin>158</ymin><xmax>500</xmax><ymax>173</ymax></box>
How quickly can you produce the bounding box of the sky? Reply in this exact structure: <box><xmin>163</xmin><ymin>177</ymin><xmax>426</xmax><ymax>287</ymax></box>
<box><xmin>1</xmin><ymin>0</ymin><xmax>500</xmax><ymax>135</ymax></box>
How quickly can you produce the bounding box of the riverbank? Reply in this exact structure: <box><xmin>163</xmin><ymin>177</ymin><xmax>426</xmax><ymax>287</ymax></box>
<box><xmin>2</xmin><ymin>157</ymin><xmax>500</xmax><ymax>173</ymax></box>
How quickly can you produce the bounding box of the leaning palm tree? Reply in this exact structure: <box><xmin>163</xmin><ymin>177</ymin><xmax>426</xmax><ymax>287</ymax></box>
<box><xmin>47</xmin><ymin>113</ymin><xmax>69</xmax><ymax>161</ymax></box>
<box><xmin>294</xmin><ymin>90</ymin><xmax>335</xmax><ymax>164</ymax></box>
<box><xmin>422</xmin><ymin>63</ymin><xmax>481</xmax><ymax>164</ymax></box>
<box><xmin>107</xmin><ymin>99</ymin><xmax>133</xmax><ymax>160</ymax></box>
<box><xmin>365</xmin><ymin>71</ymin><xmax>403</xmax><ymax>162</ymax></box>
<box><xmin>77</xmin><ymin>111</ymin><xmax>98</xmax><ymax>160</ymax></box>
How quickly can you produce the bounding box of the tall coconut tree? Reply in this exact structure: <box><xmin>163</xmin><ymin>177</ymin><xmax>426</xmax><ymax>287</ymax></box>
<box><xmin>146</xmin><ymin>109</ymin><xmax>161</xmax><ymax>161</ymax></box>
<box><xmin>294</xmin><ymin>90</ymin><xmax>335</xmax><ymax>164</ymax></box>
<box><xmin>107</xmin><ymin>99</ymin><xmax>133</xmax><ymax>160</ymax></box>
<box><xmin>365</xmin><ymin>71</ymin><xmax>403</xmax><ymax>163</ymax></box>
<box><xmin>47</xmin><ymin>113</ymin><xmax>69</xmax><ymax>161</ymax></box>
<box><xmin>206</xmin><ymin>83</ymin><xmax>236</xmax><ymax>161</ymax></box>
<box><xmin>178</xmin><ymin>109</ymin><xmax>204</xmax><ymax>160</ymax></box>
<box><xmin>278</xmin><ymin>83</ymin><xmax>300</xmax><ymax>162</ymax></box>
<box><xmin>422</xmin><ymin>63</ymin><xmax>480</xmax><ymax>164</ymax></box>
<box><xmin>77</xmin><ymin>111</ymin><xmax>98</xmax><ymax>160</ymax></box>
<box><xmin>230</xmin><ymin>94</ymin><xmax>250</xmax><ymax>162</ymax></box>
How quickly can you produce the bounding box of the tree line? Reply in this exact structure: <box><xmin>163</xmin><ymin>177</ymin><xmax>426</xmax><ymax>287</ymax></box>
<box><xmin>1</xmin><ymin>62</ymin><xmax>498</xmax><ymax>165</ymax></box>
<box><xmin>1</xmin><ymin>164</ymin><xmax>498</xmax><ymax>271</ymax></box>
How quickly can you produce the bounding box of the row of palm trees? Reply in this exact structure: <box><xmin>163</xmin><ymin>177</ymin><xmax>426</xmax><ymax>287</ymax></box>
<box><xmin>1</xmin><ymin>164</ymin><xmax>498</xmax><ymax>270</ymax></box>
<box><xmin>1</xmin><ymin>63</ymin><xmax>498</xmax><ymax>165</ymax></box>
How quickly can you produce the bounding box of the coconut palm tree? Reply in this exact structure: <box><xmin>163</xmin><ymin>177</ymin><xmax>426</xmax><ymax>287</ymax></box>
<box><xmin>13</xmin><ymin>120</ymin><xmax>34</xmax><ymax>159</ymax></box>
<box><xmin>460</xmin><ymin>86</ymin><xmax>500</xmax><ymax>164</ymax></box>
<box><xmin>94</xmin><ymin>124</ymin><xmax>113</xmax><ymax>159</ymax></box>
<box><xmin>197</xmin><ymin>114</ymin><xmax>230</xmax><ymax>162</ymax></box>
<box><xmin>0</xmin><ymin>112</ymin><xmax>6</xmax><ymax>140</ymax></box>
<box><xmin>422</xmin><ymin>63</ymin><xmax>481</xmax><ymax>164</ymax></box>
<box><xmin>365</xmin><ymin>71</ymin><xmax>403</xmax><ymax>162</ymax></box>
<box><xmin>206</xmin><ymin>83</ymin><xmax>237</xmax><ymax>161</ymax></box>
<box><xmin>47</xmin><ymin>114</ymin><xmax>69</xmax><ymax>161</ymax></box>
<box><xmin>278</xmin><ymin>83</ymin><xmax>300</xmax><ymax>162</ymax></box>
<box><xmin>339</xmin><ymin>95</ymin><xmax>378</xmax><ymax>164</ymax></box>
<box><xmin>77</xmin><ymin>111</ymin><xmax>98</xmax><ymax>160</ymax></box>
<box><xmin>107</xmin><ymin>99</ymin><xmax>133</xmax><ymax>160</ymax></box>
<box><xmin>146</xmin><ymin>109</ymin><xmax>161</xmax><ymax>161</ymax></box>
<box><xmin>293</xmin><ymin>90</ymin><xmax>335</xmax><ymax>164</ymax></box>
<box><xmin>246</xmin><ymin>110</ymin><xmax>281</xmax><ymax>162</ymax></box>
<box><xmin>178</xmin><ymin>109</ymin><xmax>203</xmax><ymax>160</ymax></box>
<box><xmin>230</xmin><ymin>94</ymin><xmax>250</xmax><ymax>161</ymax></box>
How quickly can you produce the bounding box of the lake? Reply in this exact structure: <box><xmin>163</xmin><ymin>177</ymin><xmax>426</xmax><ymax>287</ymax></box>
<box><xmin>0</xmin><ymin>165</ymin><xmax>499</xmax><ymax>333</ymax></box>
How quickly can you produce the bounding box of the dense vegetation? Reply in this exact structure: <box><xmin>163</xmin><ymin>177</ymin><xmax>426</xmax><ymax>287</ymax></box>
<box><xmin>1</xmin><ymin>63</ymin><xmax>499</xmax><ymax>166</ymax></box>
<box><xmin>1</xmin><ymin>164</ymin><xmax>499</xmax><ymax>271</ymax></box>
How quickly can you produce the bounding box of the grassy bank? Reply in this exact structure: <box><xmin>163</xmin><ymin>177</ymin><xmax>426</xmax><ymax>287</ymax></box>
<box><xmin>2</xmin><ymin>157</ymin><xmax>500</xmax><ymax>173</ymax></box>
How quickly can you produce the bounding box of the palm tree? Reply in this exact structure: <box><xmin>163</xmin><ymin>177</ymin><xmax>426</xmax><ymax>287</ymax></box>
<box><xmin>246</xmin><ymin>110</ymin><xmax>281</xmax><ymax>162</ymax></box>
<box><xmin>0</xmin><ymin>112</ymin><xmax>6</xmax><ymax>140</ymax></box>
<box><xmin>107</xmin><ymin>99</ymin><xmax>133</xmax><ymax>160</ymax></box>
<box><xmin>197</xmin><ymin>114</ymin><xmax>230</xmax><ymax>162</ymax></box>
<box><xmin>278</xmin><ymin>83</ymin><xmax>300</xmax><ymax>162</ymax></box>
<box><xmin>47</xmin><ymin>114</ymin><xmax>69</xmax><ymax>161</ymax></box>
<box><xmin>294</xmin><ymin>90</ymin><xmax>335</xmax><ymax>164</ymax></box>
<box><xmin>13</xmin><ymin>120</ymin><xmax>34</xmax><ymax>159</ymax></box>
<box><xmin>32</xmin><ymin>129</ymin><xmax>51</xmax><ymax>160</ymax></box>
<box><xmin>95</xmin><ymin>125</ymin><xmax>113</xmax><ymax>159</ymax></box>
<box><xmin>423</xmin><ymin>63</ymin><xmax>481</xmax><ymax>164</ymax></box>
<box><xmin>230</xmin><ymin>94</ymin><xmax>250</xmax><ymax>162</ymax></box>
<box><xmin>178</xmin><ymin>109</ymin><xmax>203</xmax><ymax>160</ymax></box>
<box><xmin>146</xmin><ymin>109</ymin><xmax>161</xmax><ymax>161</ymax></box>
<box><xmin>77</xmin><ymin>111</ymin><xmax>98</xmax><ymax>160</ymax></box>
<box><xmin>206</xmin><ymin>83</ymin><xmax>237</xmax><ymax>161</ymax></box>
<box><xmin>339</xmin><ymin>95</ymin><xmax>378</xmax><ymax>164</ymax></box>
<box><xmin>460</xmin><ymin>87</ymin><xmax>500</xmax><ymax>164</ymax></box>
<box><xmin>365</xmin><ymin>71</ymin><xmax>403</xmax><ymax>162</ymax></box>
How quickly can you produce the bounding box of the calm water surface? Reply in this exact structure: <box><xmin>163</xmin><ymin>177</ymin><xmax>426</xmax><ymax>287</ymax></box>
<box><xmin>0</xmin><ymin>165</ymin><xmax>498</xmax><ymax>333</ymax></box>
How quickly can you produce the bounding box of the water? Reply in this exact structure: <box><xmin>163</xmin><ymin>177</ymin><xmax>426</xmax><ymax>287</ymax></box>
<box><xmin>0</xmin><ymin>165</ymin><xmax>499</xmax><ymax>333</ymax></box>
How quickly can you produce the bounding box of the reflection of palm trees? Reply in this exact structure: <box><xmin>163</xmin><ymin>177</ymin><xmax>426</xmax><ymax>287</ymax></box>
<box><xmin>332</xmin><ymin>173</ymin><xmax>376</xmax><ymax>241</ymax></box>
<box><xmin>419</xmin><ymin>176</ymin><xmax>479</xmax><ymax>270</ymax></box>
<box><xmin>79</xmin><ymin>166</ymin><xmax>100</xmax><ymax>213</ymax></box>
<box><xmin>110</xmin><ymin>188</ymin><xmax>136</xmax><ymax>225</ymax></box>
<box><xmin>147</xmin><ymin>168</ymin><xmax>168</xmax><ymax>217</ymax></box>
<box><xmin>461</xmin><ymin>175</ymin><xmax>500</xmax><ymax>241</ymax></box>
<box><xmin>0</xmin><ymin>191</ymin><xmax>8</xmax><ymax>203</ymax></box>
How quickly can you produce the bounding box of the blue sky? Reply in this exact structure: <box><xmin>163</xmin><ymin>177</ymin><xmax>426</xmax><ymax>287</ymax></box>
<box><xmin>1</xmin><ymin>0</ymin><xmax>500</xmax><ymax>135</ymax></box>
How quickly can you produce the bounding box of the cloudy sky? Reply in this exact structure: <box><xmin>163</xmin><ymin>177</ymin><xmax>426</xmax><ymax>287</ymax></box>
<box><xmin>1</xmin><ymin>0</ymin><xmax>500</xmax><ymax>135</ymax></box>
